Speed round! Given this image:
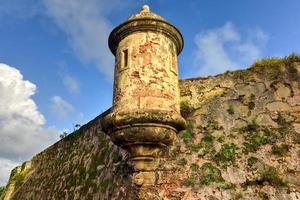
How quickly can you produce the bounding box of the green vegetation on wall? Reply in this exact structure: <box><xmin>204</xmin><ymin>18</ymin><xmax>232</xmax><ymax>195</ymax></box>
<box><xmin>0</xmin><ymin>186</ymin><xmax>6</xmax><ymax>198</ymax></box>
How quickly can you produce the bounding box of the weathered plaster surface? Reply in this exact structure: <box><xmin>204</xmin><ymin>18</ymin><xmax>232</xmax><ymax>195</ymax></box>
<box><xmin>113</xmin><ymin>32</ymin><xmax>180</xmax><ymax>113</ymax></box>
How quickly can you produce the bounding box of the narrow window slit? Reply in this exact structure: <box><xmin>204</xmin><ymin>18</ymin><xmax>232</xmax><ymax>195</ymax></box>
<box><xmin>123</xmin><ymin>49</ymin><xmax>128</xmax><ymax>68</ymax></box>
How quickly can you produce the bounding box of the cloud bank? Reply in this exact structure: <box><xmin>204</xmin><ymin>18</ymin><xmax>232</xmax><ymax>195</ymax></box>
<box><xmin>0</xmin><ymin>63</ymin><xmax>59</xmax><ymax>185</ymax></box>
<box><xmin>193</xmin><ymin>22</ymin><xmax>269</xmax><ymax>76</ymax></box>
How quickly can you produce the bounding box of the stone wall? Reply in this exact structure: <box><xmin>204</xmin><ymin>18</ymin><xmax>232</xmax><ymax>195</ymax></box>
<box><xmin>1</xmin><ymin>110</ymin><xmax>136</xmax><ymax>200</ymax></box>
<box><xmin>137</xmin><ymin>56</ymin><xmax>300</xmax><ymax>200</ymax></box>
<box><xmin>2</xmin><ymin>55</ymin><xmax>300</xmax><ymax>200</ymax></box>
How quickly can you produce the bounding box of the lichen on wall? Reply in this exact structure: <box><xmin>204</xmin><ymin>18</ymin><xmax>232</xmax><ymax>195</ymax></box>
<box><xmin>147</xmin><ymin>55</ymin><xmax>300</xmax><ymax>200</ymax></box>
<box><xmin>2</xmin><ymin>55</ymin><xmax>300</xmax><ymax>200</ymax></box>
<box><xmin>1</xmin><ymin>112</ymin><xmax>136</xmax><ymax>200</ymax></box>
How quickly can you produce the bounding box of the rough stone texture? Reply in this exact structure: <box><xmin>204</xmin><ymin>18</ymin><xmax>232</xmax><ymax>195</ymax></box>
<box><xmin>163</xmin><ymin>57</ymin><xmax>300</xmax><ymax>200</ymax></box>
<box><xmin>113</xmin><ymin>31</ymin><xmax>180</xmax><ymax>113</ymax></box>
<box><xmin>103</xmin><ymin>5</ymin><xmax>185</xmax><ymax>171</ymax></box>
<box><xmin>2</xmin><ymin>57</ymin><xmax>300</xmax><ymax>200</ymax></box>
<box><xmin>2</xmin><ymin>112</ymin><xmax>136</xmax><ymax>200</ymax></box>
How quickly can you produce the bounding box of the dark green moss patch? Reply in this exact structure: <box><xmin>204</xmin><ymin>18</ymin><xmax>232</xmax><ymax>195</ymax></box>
<box><xmin>183</xmin><ymin>120</ymin><xmax>195</xmax><ymax>142</ymax></box>
<box><xmin>247</xmin><ymin>157</ymin><xmax>259</xmax><ymax>168</ymax></box>
<box><xmin>248</xmin><ymin>94</ymin><xmax>255</xmax><ymax>110</ymax></box>
<box><xmin>183</xmin><ymin>129</ymin><xmax>195</xmax><ymax>142</ymax></box>
<box><xmin>239</xmin><ymin>119</ymin><xmax>277</xmax><ymax>153</ymax></box>
<box><xmin>78</xmin><ymin>165</ymin><xmax>86</xmax><ymax>182</ymax></box>
<box><xmin>202</xmin><ymin>133</ymin><xmax>215</xmax><ymax>143</ymax></box>
<box><xmin>227</xmin><ymin>105</ymin><xmax>235</xmax><ymax>115</ymax></box>
<box><xmin>198</xmin><ymin>133</ymin><xmax>216</xmax><ymax>157</ymax></box>
<box><xmin>100</xmin><ymin>179</ymin><xmax>110</xmax><ymax>193</ymax></box>
<box><xmin>243</xmin><ymin>132</ymin><xmax>269</xmax><ymax>153</ymax></box>
<box><xmin>240</xmin><ymin>118</ymin><xmax>259</xmax><ymax>133</ymax></box>
<box><xmin>189</xmin><ymin>143</ymin><xmax>201</xmax><ymax>152</ymax></box>
<box><xmin>271</xmin><ymin>144</ymin><xmax>289</xmax><ymax>156</ymax></box>
<box><xmin>259</xmin><ymin>167</ymin><xmax>288</xmax><ymax>187</ymax></box>
<box><xmin>14</xmin><ymin>173</ymin><xmax>25</xmax><ymax>187</ymax></box>
<box><xmin>214</xmin><ymin>143</ymin><xmax>236</xmax><ymax>166</ymax></box>
<box><xmin>183</xmin><ymin>176</ymin><xmax>197</xmax><ymax>187</ymax></box>
<box><xmin>10</xmin><ymin>167</ymin><xmax>18</xmax><ymax>178</ymax></box>
<box><xmin>0</xmin><ymin>186</ymin><xmax>6</xmax><ymax>197</ymax></box>
<box><xmin>200</xmin><ymin>163</ymin><xmax>224</xmax><ymax>185</ymax></box>
<box><xmin>237</xmin><ymin>95</ymin><xmax>245</xmax><ymax>103</ymax></box>
<box><xmin>219</xmin><ymin>182</ymin><xmax>236</xmax><ymax>189</ymax></box>
<box><xmin>190</xmin><ymin>163</ymin><xmax>200</xmax><ymax>171</ymax></box>
<box><xmin>178</xmin><ymin>158</ymin><xmax>188</xmax><ymax>166</ymax></box>
<box><xmin>245</xmin><ymin>166</ymin><xmax>288</xmax><ymax>187</ymax></box>
<box><xmin>217</xmin><ymin>136</ymin><xmax>225</xmax><ymax>143</ymax></box>
<box><xmin>207</xmin><ymin>119</ymin><xmax>222</xmax><ymax>130</ymax></box>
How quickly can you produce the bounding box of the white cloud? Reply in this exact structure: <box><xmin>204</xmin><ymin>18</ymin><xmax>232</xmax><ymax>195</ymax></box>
<box><xmin>0</xmin><ymin>158</ymin><xmax>19</xmax><ymax>186</ymax></box>
<box><xmin>50</xmin><ymin>96</ymin><xmax>74</xmax><ymax>119</ymax></box>
<box><xmin>43</xmin><ymin>0</ymin><xmax>127</xmax><ymax>79</ymax></box>
<box><xmin>0</xmin><ymin>63</ymin><xmax>59</xmax><ymax>185</ymax></box>
<box><xmin>63</xmin><ymin>75</ymin><xmax>80</xmax><ymax>94</ymax></box>
<box><xmin>193</xmin><ymin>22</ymin><xmax>269</xmax><ymax>76</ymax></box>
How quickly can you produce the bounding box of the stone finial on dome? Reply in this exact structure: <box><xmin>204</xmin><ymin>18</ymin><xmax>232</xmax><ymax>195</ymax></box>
<box><xmin>141</xmin><ymin>5</ymin><xmax>150</xmax><ymax>12</ymax></box>
<box><xmin>126</xmin><ymin>4</ymin><xmax>166</xmax><ymax>22</ymax></box>
<box><xmin>109</xmin><ymin>4</ymin><xmax>184</xmax><ymax>55</ymax></box>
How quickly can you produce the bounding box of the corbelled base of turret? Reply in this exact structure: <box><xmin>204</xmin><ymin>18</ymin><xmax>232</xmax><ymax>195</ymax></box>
<box><xmin>110</xmin><ymin>123</ymin><xmax>176</xmax><ymax>171</ymax></box>
<box><xmin>102</xmin><ymin>109</ymin><xmax>186</xmax><ymax>171</ymax></box>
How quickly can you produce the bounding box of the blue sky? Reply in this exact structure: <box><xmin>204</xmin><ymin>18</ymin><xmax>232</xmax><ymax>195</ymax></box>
<box><xmin>0</xmin><ymin>0</ymin><xmax>300</xmax><ymax>185</ymax></box>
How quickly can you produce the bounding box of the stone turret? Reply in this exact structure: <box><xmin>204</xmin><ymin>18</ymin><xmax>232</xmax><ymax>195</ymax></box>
<box><xmin>103</xmin><ymin>5</ymin><xmax>186</xmax><ymax>171</ymax></box>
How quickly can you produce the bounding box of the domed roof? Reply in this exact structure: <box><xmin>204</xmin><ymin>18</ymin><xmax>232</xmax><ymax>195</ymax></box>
<box><xmin>127</xmin><ymin>5</ymin><xmax>166</xmax><ymax>22</ymax></box>
<box><xmin>108</xmin><ymin>5</ymin><xmax>183</xmax><ymax>56</ymax></box>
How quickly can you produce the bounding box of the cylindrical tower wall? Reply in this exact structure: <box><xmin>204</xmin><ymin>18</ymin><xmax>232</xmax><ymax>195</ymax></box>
<box><xmin>102</xmin><ymin>5</ymin><xmax>186</xmax><ymax>171</ymax></box>
<box><xmin>113</xmin><ymin>31</ymin><xmax>180</xmax><ymax>114</ymax></box>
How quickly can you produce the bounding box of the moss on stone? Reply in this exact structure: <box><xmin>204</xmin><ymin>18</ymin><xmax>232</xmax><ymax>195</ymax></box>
<box><xmin>227</xmin><ymin>105</ymin><xmax>235</xmax><ymax>115</ymax></box>
<box><xmin>250</xmin><ymin>54</ymin><xmax>300</xmax><ymax>70</ymax></box>
<box><xmin>189</xmin><ymin>143</ymin><xmax>201</xmax><ymax>152</ymax></box>
<box><xmin>271</xmin><ymin>144</ymin><xmax>289</xmax><ymax>156</ymax></box>
<box><xmin>207</xmin><ymin>119</ymin><xmax>221</xmax><ymax>130</ymax></box>
<box><xmin>237</xmin><ymin>95</ymin><xmax>245</xmax><ymax>103</ymax></box>
<box><xmin>183</xmin><ymin>121</ymin><xmax>195</xmax><ymax>142</ymax></box>
<box><xmin>183</xmin><ymin>129</ymin><xmax>194</xmax><ymax>142</ymax></box>
<box><xmin>248</xmin><ymin>94</ymin><xmax>255</xmax><ymax>110</ymax></box>
<box><xmin>200</xmin><ymin>163</ymin><xmax>224</xmax><ymax>185</ymax></box>
<box><xmin>259</xmin><ymin>167</ymin><xmax>288</xmax><ymax>187</ymax></box>
<box><xmin>14</xmin><ymin>173</ymin><xmax>25</xmax><ymax>187</ymax></box>
<box><xmin>217</xmin><ymin>136</ymin><xmax>225</xmax><ymax>143</ymax></box>
<box><xmin>10</xmin><ymin>167</ymin><xmax>18</xmax><ymax>178</ymax></box>
<box><xmin>190</xmin><ymin>163</ymin><xmax>199</xmax><ymax>171</ymax></box>
<box><xmin>240</xmin><ymin>118</ymin><xmax>259</xmax><ymax>133</ymax></box>
<box><xmin>178</xmin><ymin>158</ymin><xmax>187</xmax><ymax>166</ymax></box>
<box><xmin>198</xmin><ymin>133</ymin><xmax>216</xmax><ymax>157</ymax></box>
<box><xmin>239</xmin><ymin>119</ymin><xmax>278</xmax><ymax>153</ymax></box>
<box><xmin>183</xmin><ymin>176</ymin><xmax>197</xmax><ymax>187</ymax></box>
<box><xmin>247</xmin><ymin>157</ymin><xmax>259</xmax><ymax>168</ymax></box>
<box><xmin>214</xmin><ymin>143</ymin><xmax>236</xmax><ymax>167</ymax></box>
<box><xmin>243</xmin><ymin>132</ymin><xmax>270</xmax><ymax>153</ymax></box>
<box><xmin>0</xmin><ymin>186</ymin><xmax>6</xmax><ymax>198</ymax></box>
<box><xmin>219</xmin><ymin>182</ymin><xmax>236</xmax><ymax>190</ymax></box>
<box><xmin>100</xmin><ymin>179</ymin><xmax>110</xmax><ymax>193</ymax></box>
<box><xmin>78</xmin><ymin>165</ymin><xmax>86</xmax><ymax>182</ymax></box>
<box><xmin>202</xmin><ymin>133</ymin><xmax>215</xmax><ymax>143</ymax></box>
